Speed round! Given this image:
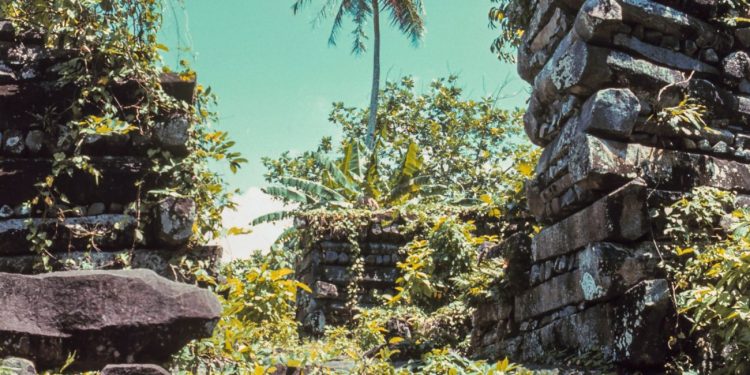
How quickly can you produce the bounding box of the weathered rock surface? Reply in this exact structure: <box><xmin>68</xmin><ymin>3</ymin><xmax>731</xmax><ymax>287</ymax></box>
<box><xmin>101</xmin><ymin>364</ymin><xmax>171</xmax><ymax>375</ymax></box>
<box><xmin>0</xmin><ymin>269</ymin><xmax>221</xmax><ymax>371</ymax></box>
<box><xmin>0</xmin><ymin>357</ymin><xmax>36</xmax><ymax>375</ymax></box>
<box><xmin>472</xmin><ymin>0</ymin><xmax>741</xmax><ymax>368</ymax></box>
<box><xmin>153</xmin><ymin>197</ymin><xmax>196</xmax><ymax>247</ymax></box>
<box><xmin>531</xmin><ymin>181</ymin><xmax>649</xmax><ymax>262</ymax></box>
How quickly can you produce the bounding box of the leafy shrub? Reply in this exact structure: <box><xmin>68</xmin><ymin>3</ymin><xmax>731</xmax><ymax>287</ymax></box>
<box><xmin>660</xmin><ymin>188</ymin><xmax>750</xmax><ymax>374</ymax></box>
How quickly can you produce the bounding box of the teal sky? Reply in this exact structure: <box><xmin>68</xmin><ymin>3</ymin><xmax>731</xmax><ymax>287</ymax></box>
<box><xmin>161</xmin><ymin>1</ymin><xmax>529</xmax><ymax>192</ymax></box>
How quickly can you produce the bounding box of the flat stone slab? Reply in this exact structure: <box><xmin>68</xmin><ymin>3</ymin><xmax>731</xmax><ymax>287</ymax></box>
<box><xmin>0</xmin><ymin>269</ymin><xmax>221</xmax><ymax>371</ymax></box>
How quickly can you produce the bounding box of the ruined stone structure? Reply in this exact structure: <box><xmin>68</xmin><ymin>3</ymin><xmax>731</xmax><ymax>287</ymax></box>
<box><xmin>295</xmin><ymin>214</ymin><xmax>406</xmax><ymax>335</ymax></box>
<box><xmin>471</xmin><ymin>0</ymin><xmax>750</xmax><ymax>370</ymax></box>
<box><xmin>0</xmin><ymin>21</ymin><xmax>221</xmax><ymax>373</ymax></box>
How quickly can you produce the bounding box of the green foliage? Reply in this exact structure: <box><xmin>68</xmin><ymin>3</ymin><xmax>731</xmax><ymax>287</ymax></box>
<box><xmin>171</xmin><ymin>249</ymin><xmax>531</xmax><ymax>375</ymax></box>
<box><xmin>261</xmin><ymin>76</ymin><xmax>535</xmax><ymax>209</ymax></box>
<box><xmin>719</xmin><ymin>0</ymin><xmax>750</xmax><ymax>25</ymax></box>
<box><xmin>291</xmin><ymin>0</ymin><xmax>425</xmax><ymax>55</ymax></box>
<box><xmin>172</xmin><ymin>256</ymin><xmax>308</xmax><ymax>374</ymax></box>
<box><xmin>660</xmin><ymin>188</ymin><xmax>750</xmax><ymax>374</ymax></box>
<box><xmin>488</xmin><ymin>0</ymin><xmax>533</xmax><ymax>62</ymax></box>
<box><xmin>1</xmin><ymin>0</ymin><xmax>244</xmax><ymax>264</ymax></box>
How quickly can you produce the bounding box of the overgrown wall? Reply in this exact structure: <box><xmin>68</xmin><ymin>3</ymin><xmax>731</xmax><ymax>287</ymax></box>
<box><xmin>0</xmin><ymin>21</ymin><xmax>219</xmax><ymax>278</ymax></box>
<box><xmin>472</xmin><ymin>0</ymin><xmax>750</xmax><ymax>370</ymax></box>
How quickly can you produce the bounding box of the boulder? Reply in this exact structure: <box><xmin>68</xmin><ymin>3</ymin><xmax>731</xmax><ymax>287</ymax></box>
<box><xmin>101</xmin><ymin>364</ymin><xmax>171</xmax><ymax>375</ymax></box>
<box><xmin>0</xmin><ymin>357</ymin><xmax>36</xmax><ymax>375</ymax></box>
<box><xmin>153</xmin><ymin>197</ymin><xmax>196</xmax><ymax>247</ymax></box>
<box><xmin>0</xmin><ymin>269</ymin><xmax>221</xmax><ymax>371</ymax></box>
<box><xmin>153</xmin><ymin>116</ymin><xmax>190</xmax><ymax>155</ymax></box>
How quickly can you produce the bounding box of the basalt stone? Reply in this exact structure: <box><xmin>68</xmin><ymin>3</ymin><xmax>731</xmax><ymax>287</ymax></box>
<box><xmin>87</xmin><ymin>202</ymin><xmax>107</xmax><ymax>216</ymax></box>
<box><xmin>529</xmin><ymin>134</ymin><xmax>750</xmax><ymax>222</ymax></box>
<box><xmin>722</xmin><ymin>51</ymin><xmax>750</xmax><ymax>83</ymax></box>
<box><xmin>518</xmin><ymin>5</ymin><xmax>573</xmax><ymax>83</ymax></box>
<box><xmin>0</xmin><ymin>269</ymin><xmax>221</xmax><ymax>371</ymax></box>
<box><xmin>153</xmin><ymin>197</ymin><xmax>196</xmax><ymax>247</ymax></box>
<box><xmin>315</xmin><ymin>281</ymin><xmax>339</xmax><ymax>299</ymax></box>
<box><xmin>101</xmin><ymin>364</ymin><xmax>171</xmax><ymax>375</ymax></box>
<box><xmin>322</xmin><ymin>266</ymin><xmax>398</xmax><ymax>286</ymax></box>
<box><xmin>514</xmin><ymin>269</ymin><xmax>586</xmax><ymax>321</ymax></box>
<box><xmin>472</xmin><ymin>302</ymin><xmax>512</xmax><ymax>330</ymax></box>
<box><xmin>0</xmin><ymin>246</ymin><xmax>223</xmax><ymax>281</ymax></box>
<box><xmin>577</xmin><ymin>242</ymin><xmax>660</xmax><ymax>302</ymax></box>
<box><xmin>498</xmin><ymin>232</ymin><xmax>532</xmax><ymax>291</ymax></box>
<box><xmin>499</xmin><ymin>303</ymin><xmax>616</xmax><ymax>363</ymax></box>
<box><xmin>532</xmin><ymin>34</ymin><xmax>685</xmax><ymax>109</ymax></box>
<box><xmin>0</xmin><ymin>21</ymin><xmax>16</xmax><ymax>42</ymax></box>
<box><xmin>531</xmin><ymin>181</ymin><xmax>649</xmax><ymax>262</ymax></box>
<box><xmin>160</xmin><ymin>72</ymin><xmax>196</xmax><ymax>103</ymax></box>
<box><xmin>23</xmin><ymin>130</ymin><xmax>43</xmax><ymax>154</ymax></box>
<box><xmin>153</xmin><ymin>116</ymin><xmax>190</xmax><ymax>155</ymax></box>
<box><xmin>612</xmin><ymin>34</ymin><xmax>718</xmax><ymax>74</ymax></box>
<box><xmin>578</xmin><ymin>88</ymin><xmax>640</xmax><ymax>139</ymax></box>
<box><xmin>0</xmin><ymin>357</ymin><xmax>36</xmax><ymax>375</ymax></box>
<box><xmin>0</xmin><ymin>157</ymin><xmax>151</xmax><ymax>208</ymax></box>
<box><xmin>575</xmin><ymin>0</ymin><xmax>718</xmax><ymax>44</ymax></box>
<box><xmin>0</xmin><ymin>214</ymin><xmax>137</xmax><ymax>256</ymax></box>
<box><xmin>3</xmin><ymin>129</ymin><xmax>24</xmax><ymax>155</ymax></box>
<box><xmin>736</xmin><ymin>27</ymin><xmax>750</xmax><ymax>48</ymax></box>
<box><xmin>613</xmin><ymin>279</ymin><xmax>673</xmax><ymax>367</ymax></box>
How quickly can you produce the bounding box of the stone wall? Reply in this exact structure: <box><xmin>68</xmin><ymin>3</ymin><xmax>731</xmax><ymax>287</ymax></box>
<box><xmin>0</xmin><ymin>20</ymin><xmax>221</xmax><ymax>373</ymax></box>
<box><xmin>472</xmin><ymin>0</ymin><xmax>750</xmax><ymax>370</ymax></box>
<box><xmin>295</xmin><ymin>214</ymin><xmax>407</xmax><ymax>335</ymax></box>
<box><xmin>294</xmin><ymin>210</ymin><xmax>518</xmax><ymax>336</ymax></box>
<box><xmin>0</xmin><ymin>21</ymin><xmax>219</xmax><ymax>279</ymax></box>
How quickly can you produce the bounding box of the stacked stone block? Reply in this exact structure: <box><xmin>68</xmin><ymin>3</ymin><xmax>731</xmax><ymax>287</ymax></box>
<box><xmin>296</xmin><ymin>218</ymin><xmax>406</xmax><ymax>335</ymax></box>
<box><xmin>472</xmin><ymin>0</ymin><xmax>750</xmax><ymax>370</ymax></box>
<box><xmin>0</xmin><ymin>20</ymin><xmax>222</xmax><ymax>373</ymax></box>
<box><xmin>0</xmin><ymin>20</ymin><xmax>220</xmax><ymax>278</ymax></box>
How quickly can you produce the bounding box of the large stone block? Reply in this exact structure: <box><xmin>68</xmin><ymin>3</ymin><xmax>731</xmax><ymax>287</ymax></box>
<box><xmin>613</xmin><ymin>279</ymin><xmax>673</xmax><ymax>367</ymax></box>
<box><xmin>153</xmin><ymin>197</ymin><xmax>196</xmax><ymax>248</ymax></box>
<box><xmin>529</xmin><ymin>134</ymin><xmax>750</xmax><ymax>222</ymax></box>
<box><xmin>577</xmin><ymin>88</ymin><xmax>641</xmax><ymax>139</ymax></box>
<box><xmin>499</xmin><ymin>303</ymin><xmax>616</xmax><ymax>363</ymax></box>
<box><xmin>101</xmin><ymin>364</ymin><xmax>171</xmax><ymax>375</ymax></box>
<box><xmin>0</xmin><ymin>246</ymin><xmax>222</xmax><ymax>281</ymax></box>
<box><xmin>0</xmin><ymin>269</ymin><xmax>220</xmax><ymax>371</ymax></box>
<box><xmin>531</xmin><ymin>181</ymin><xmax>649</xmax><ymax>262</ymax></box>
<box><xmin>575</xmin><ymin>0</ymin><xmax>719</xmax><ymax>44</ymax></box>
<box><xmin>612</xmin><ymin>33</ymin><xmax>718</xmax><ymax>74</ymax></box>
<box><xmin>0</xmin><ymin>215</ymin><xmax>137</xmax><ymax>256</ymax></box>
<box><xmin>518</xmin><ymin>2</ymin><xmax>573</xmax><ymax>82</ymax></box>
<box><xmin>516</xmin><ymin>242</ymin><xmax>659</xmax><ymax>321</ymax></box>
<box><xmin>0</xmin><ymin>157</ymin><xmax>150</xmax><ymax>208</ymax></box>
<box><xmin>532</xmin><ymin>32</ymin><xmax>686</xmax><ymax>109</ymax></box>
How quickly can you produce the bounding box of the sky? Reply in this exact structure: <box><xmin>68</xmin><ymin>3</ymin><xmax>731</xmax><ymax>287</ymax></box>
<box><xmin>160</xmin><ymin>1</ymin><xmax>529</xmax><ymax>256</ymax></box>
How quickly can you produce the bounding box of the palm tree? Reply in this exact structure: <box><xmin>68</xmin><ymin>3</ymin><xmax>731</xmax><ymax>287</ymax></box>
<box><xmin>292</xmin><ymin>0</ymin><xmax>425</xmax><ymax>149</ymax></box>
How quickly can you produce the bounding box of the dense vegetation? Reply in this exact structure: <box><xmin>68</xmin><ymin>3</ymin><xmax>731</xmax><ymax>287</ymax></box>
<box><xmin>7</xmin><ymin>0</ymin><xmax>750</xmax><ymax>374</ymax></box>
<box><xmin>176</xmin><ymin>71</ymin><xmax>539</xmax><ymax>373</ymax></box>
<box><xmin>1</xmin><ymin>0</ymin><xmax>244</xmax><ymax>271</ymax></box>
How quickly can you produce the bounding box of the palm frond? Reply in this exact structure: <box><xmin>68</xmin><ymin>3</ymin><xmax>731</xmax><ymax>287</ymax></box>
<box><xmin>383</xmin><ymin>0</ymin><xmax>425</xmax><ymax>46</ymax></box>
<box><xmin>262</xmin><ymin>186</ymin><xmax>312</xmax><ymax>204</ymax></box>
<box><xmin>279</xmin><ymin>176</ymin><xmax>347</xmax><ymax>202</ymax></box>
<box><xmin>251</xmin><ymin>210</ymin><xmax>295</xmax><ymax>226</ymax></box>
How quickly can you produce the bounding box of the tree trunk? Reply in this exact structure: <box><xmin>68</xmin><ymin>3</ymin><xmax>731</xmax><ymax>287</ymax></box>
<box><xmin>365</xmin><ymin>0</ymin><xmax>380</xmax><ymax>150</ymax></box>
